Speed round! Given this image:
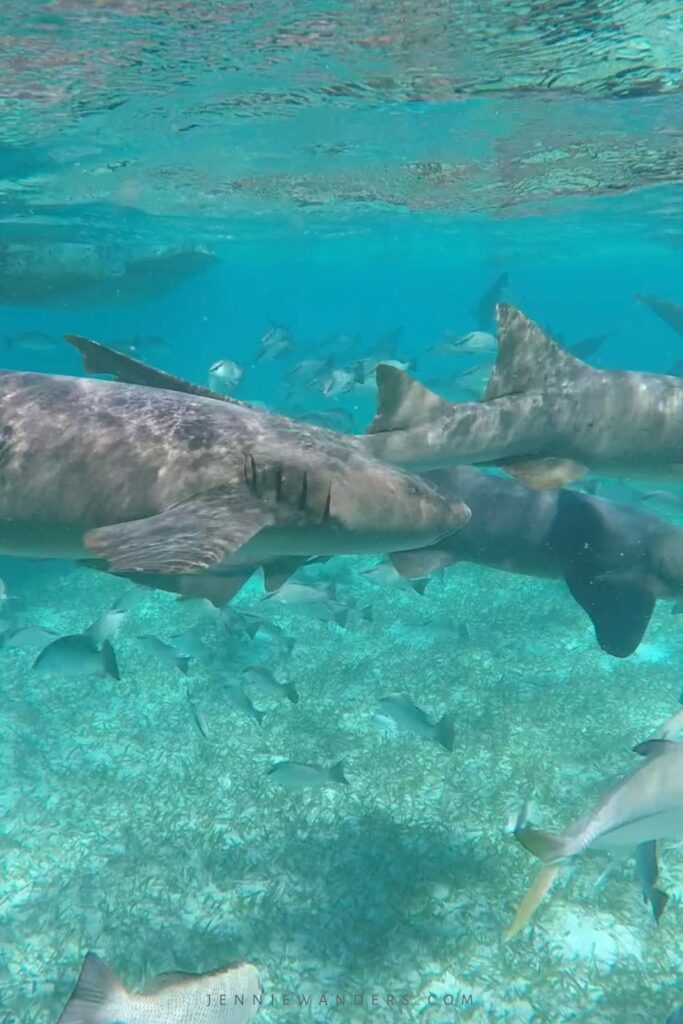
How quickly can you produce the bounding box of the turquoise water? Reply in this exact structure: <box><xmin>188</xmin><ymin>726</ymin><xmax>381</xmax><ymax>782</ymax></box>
<box><xmin>2</xmin><ymin>2</ymin><xmax>683</xmax><ymax>1022</ymax></box>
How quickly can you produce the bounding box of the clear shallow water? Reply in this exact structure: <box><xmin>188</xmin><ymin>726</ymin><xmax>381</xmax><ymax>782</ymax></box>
<box><xmin>1</xmin><ymin>2</ymin><xmax>683</xmax><ymax>1023</ymax></box>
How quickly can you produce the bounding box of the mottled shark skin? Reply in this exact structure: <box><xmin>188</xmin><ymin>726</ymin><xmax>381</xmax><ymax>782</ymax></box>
<box><xmin>0</xmin><ymin>367</ymin><xmax>468</xmax><ymax>587</ymax></box>
<box><xmin>390</xmin><ymin>466</ymin><xmax>683</xmax><ymax>657</ymax></box>
<box><xmin>361</xmin><ymin>303</ymin><xmax>683</xmax><ymax>486</ymax></box>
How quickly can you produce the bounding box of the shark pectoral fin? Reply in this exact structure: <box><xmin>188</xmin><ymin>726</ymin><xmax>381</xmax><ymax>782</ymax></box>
<box><xmin>367</xmin><ymin>365</ymin><xmax>454</xmax><ymax>433</ymax></box>
<box><xmin>84</xmin><ymin>489</ymin><xmax>274</xmax><ymax>574</ymax></box>
<box><xmin>505</xmin><ymin>864</ymin><xmax>561</xmax><ymax>941</ymax></box>
<box><xmin>389</xmin><ymin>549</ymin><xmax>457</xmax><ymax>578</ymax></box>
<box><xmin>565</xmin><ymin>571</ymin><xmax>655</xmax><ymax>658</ymax></box>
<box><xmin>503</xmin><ymin>457</ymin><xmax>588</xmax><ymax>489</ymax></box>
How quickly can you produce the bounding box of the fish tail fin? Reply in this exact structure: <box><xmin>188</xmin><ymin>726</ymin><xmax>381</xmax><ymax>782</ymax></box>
<box><xmin>101</xmin><ymin>640</ymin><xmax>120</xmax><ymax>681</ymax></box>
<box><xmin>284</xmin><ymin>681</ymin><xmax>299</xmax><ymax>704</ymax></box>
<box><xmin>485</xmin><ymin>304</ymin><xmax>591</xmax><ymax>401</ymax></box>
<box><xmin>176</xmin><ymin>656</ymin><xmax>191</xmax><ymax>675</ymax></box>
<box><xmin>57</xmin><ymin>952</ymin><xmax>128</xmax><ymax>1023</ymax></box>
<box><xmin>366</xmin><ymin>365</ymin><xmax>455</xmax><ymax>434</ymax></box>
<box><xmin>330</xmin><ymin>760</ymin><xmax>349</xmax><ymax>785</ymax></box>
<box><xmin>434</xmin><ymin>712</ymin><xmax>455</xmax><ymax>751</ymax></box>
<box><xmin>334</xmin><ymin>608</ymin><xmax>350</xmax><ymax>629</ymax></box>
<box><xmin>514</xmin><ymin>825</ymin><xmax>576</xmax><ymax>863</ymax></box>
<box><xmin>358</xmin><ymin>604</ymin><xmax>374</xmax><ymax>623</ymax></box>
<box><xmin>649</xmin><ymin>887</ymin><xmax>669</xmax><ymax>924</ymax></box>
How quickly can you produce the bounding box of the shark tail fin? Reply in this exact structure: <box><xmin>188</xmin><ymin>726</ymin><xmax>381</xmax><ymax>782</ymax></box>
<box><xmin>515</xmin><ymin>825</ymin><xmax>576</xmax><ymax>863</ymax></box>
<box><xmin>57</xmin><ymin>952</ymin><xmax>129</xmax><ymax>1023</ymax></box>
<box><xmin>485</xmin><ymin>304</ymin><xmax>592</xmax><ymax>401</ymax></box>
<box><xmin>366</xmin><ymin>365</ymin><xmax>455</xmax><ymax>434</ymax></box>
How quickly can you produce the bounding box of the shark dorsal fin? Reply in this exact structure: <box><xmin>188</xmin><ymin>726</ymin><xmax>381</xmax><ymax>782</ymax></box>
<box><xmin>64</xmin><ymin>334</ymin><xmax>249</xmax><ymax>407</ymax></box>
<box><xmin>367</xmin><ymin>364</ymin><xmax>454</xmax><ymax>433</ymax></box>
<box><xmin>485</xmin><ymin>304</ymin><xmax>592</xmax><ymax>401</ymax></box>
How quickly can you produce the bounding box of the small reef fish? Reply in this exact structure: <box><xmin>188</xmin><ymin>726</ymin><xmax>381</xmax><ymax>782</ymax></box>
<box><xmin>135</xmin><ymin>636</ymin><xmax>191</xmax><ymax>674</ymax></box>
<box><xmin>431</xmin><ymin>331</ymin><xmax>497</xmax><ymax>358</ymax></box>
<box><xmin>376</xmin><ymin>694</ymin><xmax>455</xmax><ymax>751</ymax></box>
<box><xmin>2</xmin><ymin>623</ymin><xmax>57</xmax><ymax>650</ymax></box>
<box><xmin>360</xmin><ymin>562</ymin><xmax>428</xmax><ymax>595</ymax></box>
<box><xmin>56</xmin><ymin>950</ymin><xmax>261</xmax><ymax>1023</ymax></box>
<box><xmin>261</xmin><ymin>581</ymin><xmax>353</xmax><ymax>628</ymax></box>
<box><xmin>241</xmin><ymin>665</ymin><xmax>299</xmax><ymax>703</ymax></box>
<box><xmin>637</xmin><ymin>292</ymin><xmax>683</xmax><ymax>338</ymax></box>
<box><xmin>4</xmin><ymin>330</ymin><xmax>57</xmax><ymax>352</ymax></box>
<box><xmin>208</xmin><ymin>359</ymin><xmax>244</xmax><ymax>393</ymax></box>
<box><xmin>509</xmin><ymin>738</ymin><xmax>683</xmax><ymax>936</ymax></box>
<box><xmin>267</xmin><ymin>759</ymin><xmax>349</xmax><ymax>788</ymax></box>
<box><xmin>33</xmin><ymin>635</ymin><xmax>119</xmax><ymax>680</ymax></box>
<box><xmin>256</xmin><ymin>324</ymin><xmax>294</xmax><ymax>360</ymax></box>
<box><xmin>224</xmin><ymin>683</ymin><xmax>265</xmax><ymax>726</ymax></box>
<box><xmin>477</xmin><ymin>272</ymin><xmax>508</xmax><ymax>329</ymax></box>
<box><xmin>85</xmin><ymin>607</ymin><xmax>128</xmax><ymax>648</ymax></box>
<box><xmin>567</xmin><ymin>333</ymin><xmax>610</xmax><ymax>360</ymax></box>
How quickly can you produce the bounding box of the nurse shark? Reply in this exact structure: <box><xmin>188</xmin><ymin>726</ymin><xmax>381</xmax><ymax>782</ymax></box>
<box><xmin>388</xmin><ymin>466</ymin><xmax>683</xmax><ymax>658</ymax></box>
<box><xmin>0</xmin><ymin>340</ymin><xmax>468</xmax><ymax>596</ymax></box>
<box><xmin>361</xmin><ymin>303</ymin><xmax>683</xmax><ymax>487</ymax></box>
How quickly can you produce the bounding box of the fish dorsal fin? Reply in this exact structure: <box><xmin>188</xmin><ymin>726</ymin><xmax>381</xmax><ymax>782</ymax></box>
<box><xmin>633</xmin><ymin>738</ymin><xmax>677</xmax><ymax>758</ymax></box>
<box><xmin>64</xmin><ymin>334</ymin><xmax>249</xmax><ymax>407</ymax></box>
<box><xmin>484</xmin><ymin>305</ymin><xmax>592</xmax><ymax>401</ymax></box>
<box><xmin>367</xmin><ymin>364</ymin><xmax>454</xmax><ymax>433</ymax></box>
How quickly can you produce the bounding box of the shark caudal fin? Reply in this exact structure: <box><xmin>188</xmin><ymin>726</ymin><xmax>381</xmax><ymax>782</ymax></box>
<box><xmin>485</xmin><ymin>304</ymin><xmax>593</xmax><ymax>402</ymax></box>
<box><xmin>366</xmin><ymin>364</ymin><xmax>454</xmax><ymax>434</ymax></box>
<box><xmin>57</xmin><ymin>952</ymin><xmax>129</xmax><ymax>1023</ymax></box>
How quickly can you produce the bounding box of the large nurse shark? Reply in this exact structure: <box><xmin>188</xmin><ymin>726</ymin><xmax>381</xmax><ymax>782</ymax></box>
<box><xmin>388</xmin><ymin>466</ymin><xmax>683</xmax><ymax>658</ymax></box>
<box><xmin>361</xmin><ymin>303</ymin><xmax>683</xmax><ymax>487</ymax></box>
<box><xmin>0</xmin><ymin>339</ymin><xmax>468</xmax><ymax>598</ymax></box>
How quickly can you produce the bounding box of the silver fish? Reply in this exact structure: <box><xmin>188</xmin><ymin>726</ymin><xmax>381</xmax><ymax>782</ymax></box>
<box><xmin>4</xmin><ymin>330</ymin><xmax>56</xmax><ymax>353</ymax></box>
<box><xmin>267</xmin><ymin>759</ymin><xmax>348</xmax><ymax>788</ymax></box>
<box><xmin>224</xmin><ymin>683</ymin><xmax>265</xmax><ymax>726</ymax></box>
<box><xmin>241</xmin><ymin>665</ymin><xmax>298</xmax><ymax>703</ymax></box>
<box><xmin>516</xmin><ymin>739</ymin><xmax>683</xmax><ymax>860</ymax></box>
<box><xmin>376</xmin><ymin>694</ymin><xmax>455</xmax><ymax>751</ymax></box>
<box><xmin>431</xmin><ymin>331</ymin><xmax>497</xmax><ymax>358</ymax></box>
<box><xmin>85</xmin><ymin>607</ymin><xmax>127</xmax><ymax>649</ymax></box>
<box><xmin>256</xmin><ymin>324</ymin><xmax>294</xmax><ymax>361</ymax></box>
<box><xmin>33</xmin><ymin>635</ymin><xmax>119</xmax><ymax>680</ymax></box>
<box><xmin>135</xmin><ymin>636</ymin><xmax>190</xmax><ymax>675</ymax></box>
<box><xmin>56</xmin><ymin>951</ymin><xmax>261</xmax><ymax>1023</ymax></box>
<box><xmin>208</xmin><ymin>359</ymin><xmax>243</xmax><ymax>393</ymax></box>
